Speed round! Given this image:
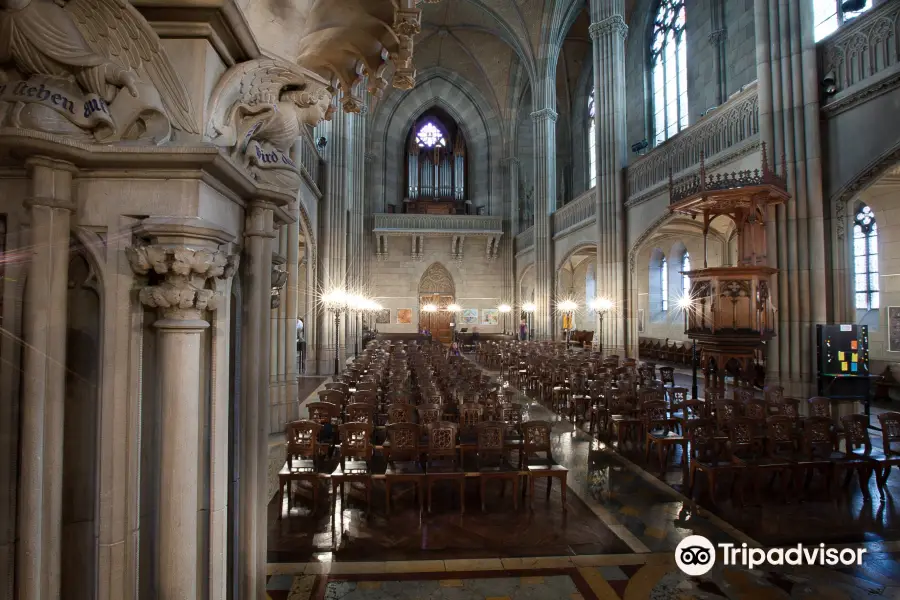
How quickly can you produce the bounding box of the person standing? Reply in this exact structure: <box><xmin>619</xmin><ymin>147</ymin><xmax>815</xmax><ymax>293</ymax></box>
<box><xmin>519</xmin><ymin>319</ymin><xmax>527</xmax><ymax>341</ymax></box>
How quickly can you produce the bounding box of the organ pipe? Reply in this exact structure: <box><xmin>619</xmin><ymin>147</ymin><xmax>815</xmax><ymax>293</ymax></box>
<box><xmin>405</xmin><ymin>130</ymin><xmax>467</xmax><ymax>201</ymax></box>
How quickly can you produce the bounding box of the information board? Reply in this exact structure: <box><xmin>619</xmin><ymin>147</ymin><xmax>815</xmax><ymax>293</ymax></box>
<box><xmin>817</xmin><ymin>324</ymin><xmax>869</xmax><ymax>376</ymax></box>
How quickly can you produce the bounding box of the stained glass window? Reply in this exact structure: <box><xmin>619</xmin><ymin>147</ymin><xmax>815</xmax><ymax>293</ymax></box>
<box><xmin>682</xmin><ymin>252</ymin><xmax>691</xmax><ymax>297</ymax></box>
<box><xmin>853</xmin><ymin>204</ymin><xmax>879</xmax><ymax>310</ymax></box>
<box><xmin>415</xmin><ymin>122</ymin><xmax>446</xmax><ymax>148</ymax></box>
<box><xmin>661</xmin><ymin>256</ymin><xmax>668</xmax><ymax>311</ymax></box>
<box><xmin>588</xmin><ymin>90</ymin><xmax>597</xmax><ymax>188</ymax></box>
<box><xmin>651</xmin><ymin>0</ymin><xmax>687</xmax><ymax>145</ymax></box>
<box><xmin>814</xmin><ymin>0</ymin><xmax>871</xmax><ymax>42</ymax></box>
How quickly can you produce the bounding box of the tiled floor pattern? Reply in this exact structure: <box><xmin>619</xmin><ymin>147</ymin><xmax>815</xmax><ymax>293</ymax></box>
<box><xmin>264</xmin><ymin>550</ymin><xmax>900</xmax><ymax>599</ymax></box>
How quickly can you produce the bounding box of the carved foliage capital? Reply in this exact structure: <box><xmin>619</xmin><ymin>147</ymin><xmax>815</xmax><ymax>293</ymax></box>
<box><xmin>127</xmin><ymin>245</ymin><xmax>238</xmax><ymax>316</ymax></box>
<box><xmin>530</xmin><ymin>108</ymin><xmax>558</xmax><ymax>123</ymax></box>
<box><xmin>589</xmin><ymin>16</ymin><xmax>628</xmax><ymax>41</ymax></box>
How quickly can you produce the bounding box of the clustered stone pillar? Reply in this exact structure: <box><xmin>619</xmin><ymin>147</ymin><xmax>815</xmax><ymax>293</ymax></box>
<box><xmin>504</xmin><ymin>156</ymin><xmax>520</xmax><ymax>309</ymax></box>
<box><xmin>317</xmin><ymin>104</ymin><xmax>350</xmax><ymax>372</ymax></box>
<box><xmin>240</xmin><ymin>202</ymin><xmax>276</xmax><ymax>597</ymax></box>
<box><xmin>709</xmin><ymin>0</ymin><xmax>728</xmax><ymax>107</ymax></box>
<box><xmin>126</xmin><ymin>217</ymin><xmax>235</xmax><ymax>600</ymax></box>
<box><xmin>532</xmin><ymin>107</ymin><xmax>558</xmax><ymax>339</ymax></box>
<box><xmin>590</xmin><ymin>0</ymin><xmax>629</xmax><ymax>356</ymax></box>
<box><xmin>16</xmin><ymin>157</ymin><xmax>76</xmax><ymax>600</ymax></box>
<box><xmin>754</xmin><ymin>0</ymin><xmax>826</xmax><ymax>395</ymax></box>
<box><xmin>284</xmin><ymin>213</ymin><xmax>300</xmax><ymax>414</ymax></box>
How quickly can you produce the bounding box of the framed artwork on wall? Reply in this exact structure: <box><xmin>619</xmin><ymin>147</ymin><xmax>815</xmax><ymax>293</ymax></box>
<box><xmin>889</xmin><ymin>307</ymin><xmax>900</xmax><ymax>352</ymax></box>
<box><xmin>397</xmin><ymin>308</ymin><xmax>413</xmax><ymax>324</ymax></box>
<box><xmin>461</xmin><ymin>308</ymin><xmax>478</xmax><ymax>325</ymax></box>
<box><xmin>638</xmin><ymin>308</ymin><xmax>645</xmax><ymax>333</ymax></box>
<box><xmin>375</xmin><ymin>308</ymin><xmax>391</xmax><ymax>324</ymax></box>
<box><xmin>482</xmin><ymin>309</ymin><xmax>499</xmax><ymax>326</ymax></box>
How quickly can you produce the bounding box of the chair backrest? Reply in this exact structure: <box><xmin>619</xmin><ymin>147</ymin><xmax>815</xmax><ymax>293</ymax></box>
<box><xmin>386</xmin><ymin>402</ymin><xmax>415</xmax><ymax>424</ymax></box>
<box><xmin>745</xmin><ymin>399</ymin><xmax>767</xmax><ymax>421</ymax></box>
<box><xmin>679</xmin><ymin>399</ymin><xmax>706</xmax><ymax>420</ymax></box>
<box><xmin>285</xmin><ymin>420</ymin><xmax>321</xmax><ymax>460</ymax></box>
<box><xmin>765</xmin><ymin>415</ymin><xmax>796</xmax><ymax>456</ymax></box>
<box><xmin>878</xmin><ymin>411</ymin><xmax>900</xmax><ymax>455</ymax></box>
<box><xmin>802</xmin><ymin>416</ymin><xmax>836</xmax><ymax>458</ymax></box>
<box><xmin>521</xmin><ymin>420</ymin><xmax>552</xmax><ymax>462</ymax></box>
<box><xmin>777</xmin><ymin>398</ymin><xmax>801</xmax><ymax>419</ymax></box>
<box><xmin>325</xmin><ymin>381</ymin><xmax>349</xmax><ymax>394</ymax></box>
<box><xmin>426</xmin><ymin>421</ymin><xmax>459</xmax><ymax>461</ymax></box>
<box><xmin>685</xmin><ymin>418</ymin><xmax>720</xmax><ymax>462</ymax></box>
<box><xmin>338</xmin><ymin>422</ymin><xmax>373</xmax><ymax>464</ymax></box>
<box><xmin>345</xmin><ymin>402</ymin><xmax>376</xmax><ymax>425</ymax></box>
<box><xmin>733</xmin><ymin>387</ymin><xmax>754</xmax><ymax>404</ymax></box>
<box><xmin>353</xmin><ymin>390</ymin><xmax>378</xmax><ymax>406</ymax></box>
<box><xmin>307</xmin><ymin>401</ymin><xmax>339</xmax><ymax>423</ymax></box>
<box><xmin>715</xmin><ymin>400</ymin><xmax>742</xmax><ymax>430</ymax></box>
<box><xmin>318</xmin><ymin>389</ymin><xmax>345</xmax><ymax>406</ymax></box>
<box><xmin>764</xmin><ymin>385</ymin><xmax>784</xmax><ymax>404</ymax></box>
<box><xmin>840</xmin><ymin>414</ymin><xmax>872</xmax><ymax>454</ymax></box>
<box><xmin>642</xmin><ymin>400</ymin><xmax>670</xmax><ymax>430</ymax></box>
<box><xmin>416</xmin><ymin>404</ymin><xmax>442</xmax><ymax>426</ymax></box>
<box><xmin>658</xmin><ymin>366</ymin><xmax>675</xmax><ymax>384</ymax></box>
<box><xmin>476</xmin><ymin>421</ymin><xmax>507</xmax><ymax>463</ymax></box>
<box><xmin>668</xmin><ymin>387</ymin><xmax>688</xmax><ymax>408</ymax></box>
<box><xmin>386</xmin><ymin>422</ymin><xmax>421</xmax><ymax>463</ymax></box>
<box><xmin>728</xmin><ymin>417</ymin><xmax>763</xmax><ymax>457</ymax></box>
<box><xmin>460</xmin><ymin>402</ymin><xmax>483</xmax><ymax>427</ymax></box>
<box><xmin>807</xmin><ymin>396</ymin><xmax>831</xmax><ymax>418</ymax></box>
<box><xmin>704</xmin><ymin>387</ymin><xmax>726</xmax><ymax>404</ymax></box>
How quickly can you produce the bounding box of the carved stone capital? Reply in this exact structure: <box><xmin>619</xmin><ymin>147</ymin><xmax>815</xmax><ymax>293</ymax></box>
<box><xmin>708</xmin><ymin>28</ymin><xmax>728</xmax><ymax>45</ymax></box>
<box><xmin>127</xmin><ymin>245</ymin><xmax>236</xmax><ymax>318</ymax></box>
<box><xmin>270</xmin><ymin>266</ymin><xmax>288</xmax><ymax>309</ymax></box>
<box><xmin>394</xmin><ymin>9</ymin><xmax>421</xmax><ymax>36</ymax></box>
<box><xmin>589</xmin><ymin>16</ymin><xmax>628</xmax><ymax>41</ymax></box>
<box><xmin>530</xmin><ymin>108</ymin><xmax>558</xmax><ymax>123</ymax></box>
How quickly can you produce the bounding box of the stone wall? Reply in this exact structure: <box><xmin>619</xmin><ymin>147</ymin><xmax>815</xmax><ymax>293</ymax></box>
<box><xmin>369</xmin><ymin>236</ymin><xmax>507</xmax><ymax>334</ymax></box>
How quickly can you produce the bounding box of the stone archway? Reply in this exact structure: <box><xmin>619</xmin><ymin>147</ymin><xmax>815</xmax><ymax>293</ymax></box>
<box><xmin>418</xmin><ymin>262</ymin><xmax>455</xmax><ymax>343</ymax></box>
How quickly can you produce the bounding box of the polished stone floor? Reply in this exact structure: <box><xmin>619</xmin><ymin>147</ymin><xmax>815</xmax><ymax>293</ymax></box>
<box><xmin>266</xmin><ymin>358</ymin><xmax>900</xmax><ymax>599</ymax></box>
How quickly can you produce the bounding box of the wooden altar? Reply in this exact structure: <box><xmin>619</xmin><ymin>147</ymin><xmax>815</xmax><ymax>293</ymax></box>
<box><xmin>671</xmin><ymin>143</ymin><xmax>789</xmax><ymax>387</ymax></box>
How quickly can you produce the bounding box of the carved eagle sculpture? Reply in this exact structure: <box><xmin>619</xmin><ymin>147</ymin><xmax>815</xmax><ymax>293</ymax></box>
<box><xmin>206</xmin><ymin>57</ymin><xmax>333</xmax><ymax>157</ymax></box>
<box><xmin>0</xmin><ymin>0</ymin><xmax>197</xmax><ymax>134</ymax></box>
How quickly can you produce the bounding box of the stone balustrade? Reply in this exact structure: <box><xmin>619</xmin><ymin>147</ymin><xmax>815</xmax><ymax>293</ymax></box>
<box><xmin>373</xmin><ymin>213</ymin><xmax>503</xmax><ymax>235</ymax></box>
<box><xmin>551</xmin><ymin>189</ymin><xmax>596</xmax><ymax>238</ymax></box>
<box><xmin>515</xmin><ymin>226</ymin><xmax>534</xmax><ymax>254</ymax></box>
<box><xmin>819</xmin><ymin>0</ymin><xmax>900</xmax><ymax>115</ymax></box>
<box><xmin>626</xmin><ymin>82</ymin><xmax>760</xmax><ymax>204</ymax></box>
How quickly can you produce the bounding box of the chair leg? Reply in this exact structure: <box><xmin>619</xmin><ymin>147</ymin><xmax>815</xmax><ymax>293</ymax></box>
<box><xmin>561</xmin><ymin>474</ymin><xmax>567</xmax><ymax>511</ymax></box>
<box><xmin>385</xmin><ymin>480</ymin><xmax>391</xmax><ymax>516</ymax></box>
<box><xmin>460</xmin><ymin>478</ymin><xmax>466</xmax><ymax>515</ymax></box>
<box><xmin>480</xmin><ymin>478</ymin><xmax>487</xmax><ymax>513</ymax></box>
<box><xmin>546</xmin><ymin>476</ymin><xmax>552</xmax><ymax>500</ymax></box>
<box><xmin>427</xmin><ymin>480</ymin><xmax>433</xmax><ymax>513</ymax></box>
<box><xmin>513</xmin><ymin>477</ymin><xmax>519</xmax><ymax>510</ymax></box>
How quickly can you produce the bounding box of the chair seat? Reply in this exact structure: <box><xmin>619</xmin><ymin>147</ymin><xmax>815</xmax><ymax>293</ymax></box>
<box><xmin>735</xmin><ymin>456</ymin><xmax>793</xmax><ymax>468</ymax></box>
<box><xmin>428</xmin><ymin>464</ymin><xmax>465</xmax><ymax>475</ymax></box>
<box><xmin>648</xmin><ymin>430</ymin><xmax>684</xmax><ymax>442</ymax></box>
<box><xmin>332</xmin><ymin>462</ymin><xmax>370</xmax><ymax>477</ymax></box>
<box><xmin>525</xmin><ymin>460</ymin><xmax>567</xmax><ymax>473</ymax></box>
<box><xmin>385</xmin><ymin>461</ymin><xmax>424</xmax><ymax>476</ymax></box>
<box><xmin>478</xmin><ymin>461</ymin><xmax>518</xmax><ymax>474</ymax></box>
<box><xmin>280</xmin><ymin>459</ymin><xmax>318</xmax><ymax>476</ymax></box>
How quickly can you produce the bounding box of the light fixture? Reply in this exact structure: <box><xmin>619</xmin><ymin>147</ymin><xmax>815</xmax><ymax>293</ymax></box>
<box><xmin>557</xmin><ymin>299</ymin><xmax>578</xmax><ymax>312</ymax></box>
<box><xmin>590</xmin><ymin>297</ymin><xmax>613</xmax><ymax>312</ymax></box>
<box><xmin>522</xmin><ymin>302</ymin><xmax>536</xmax><ymax>313</ymax></box>
<box><xmin>677</xmin><ymin>295</ymin><xmax>694</xmax><ymax>311</ymax></box>
<box><xmin>447</xmin><ymin>303</ymin><xmax>461</xmax><ymax>312</ymax></box>
<box><xmin>498</xmin><ymin>304</ymin><xmax>511</xmax><ymax>313</ymax></box>
<box><xmin>323</xmin><ymin>288</ymin><xmax>350</xmax><ymax>375</ymax></box>
<box><xmin>423</xmin><ymin>303</ymin><xmax>438</xmax><ymax>313</ymax></box>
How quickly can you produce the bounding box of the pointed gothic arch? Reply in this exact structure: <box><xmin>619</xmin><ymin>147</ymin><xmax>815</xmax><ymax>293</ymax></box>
<box><xmin>418</xmin><ymin>262</ymin><xmax>456</xmax><ymax>299</ymax></box>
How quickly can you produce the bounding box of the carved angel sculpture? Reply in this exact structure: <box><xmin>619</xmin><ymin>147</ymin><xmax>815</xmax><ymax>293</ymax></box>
<box><xmin>0</xmin><ymin>0</ymin><xmax>197</xmax><ymax>142</ymax></box>
<box><xmin>206</xmin><ymin>57</ymin><xmax>333</xmax><ymax>188</ymax></box>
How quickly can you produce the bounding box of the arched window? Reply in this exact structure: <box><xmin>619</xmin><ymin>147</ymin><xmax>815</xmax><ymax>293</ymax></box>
<box><xmin>660</xmin><ymin>256</ymin><xmax>669</xmax><ymax>311</ymax></box>
<box><xmin>814</xmin><ymin>0</ymin><xmax>871</xmax><ymax>42</ymax></box>
<box><xmin>651</xmin><ymin>0</ymin><xmax>687</xmax><ymax>145</ymax></box>
<box><xmin>853</xmin><ymin>204</ymin><xmax>879</xmax><ymax>310</ymax></box>
<box><xmin>682</xmin><ymin>252</ymin><xmax>691</xmax><ymax>297</ymax></box>
<box><xmin>405</xmin><ymin>109</ymin><xmax>466</xmax><ymax>204</ymax></box>
<box><xmin>588</xmin><ymin>90</ymin><xmax>597</xmax><ymax>188</ymax></box>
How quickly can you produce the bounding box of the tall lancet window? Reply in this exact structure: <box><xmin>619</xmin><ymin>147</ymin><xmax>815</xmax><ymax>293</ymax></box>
<box><xmin>406</xmin><ymin>109</ymin><xmax>467</xmax><ymax>203</ymax></box>
<box><xmin>651</xmin><ymin>0</ymin><xmax>687</xmax><ymax>145</ymax></box>
<box><xmin>853</xmin><ymin>204</ymin><xmax>879</xmax><ymax>310</ymax></box>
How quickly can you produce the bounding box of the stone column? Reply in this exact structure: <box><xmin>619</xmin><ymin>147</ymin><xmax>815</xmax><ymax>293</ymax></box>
<box><xmin>284</xmin><ymin>213</ymin><xmax>300</xmax><ymax>415</ymax></box>
<box><xmin>16</xmin><ymin>157</ymin><xmax>76</xmax><ymax>600</ymax></box>
<box><xmin>532</xmin><ymin>108</ymin><xmax>557</xmax><ymax>339</ymax></box>
<box><xmin>240</xmin><ymin>202</ymin><xmax>275</xmax><ymax>597</ymax></box>
<box><xmin>709</xmin><ymin>0</ymin><xmax>728</xmax><ymax>106</ymax></box>
<box><xmin>504</xmin><ymin>157</ymin><xmax>520</xmax><ymax>306</ymax></box>
<box><xmin>590</xmin><ymin>0</ymin><xmax>629</xmax><ymax>356</ymax></box>
<box><xmin>126</xmin><ymin>217</ymin><xmax>235</xmax><ymax>600</ymax></box>
<box><xmin>755</xmin><ymin>0</ymin><xmax>826</xmax><ymax>395</ymax></box>
<box><xmin>317</xmin><ymin>106</ymin><xmax>349</xmax><ymax>373</ymax></box>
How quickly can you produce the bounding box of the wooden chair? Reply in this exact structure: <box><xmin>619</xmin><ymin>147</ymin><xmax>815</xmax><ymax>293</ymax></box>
<box><xmin>325</xmin><ymin>381</ymin><xmax>350</xmax><ymax>395</ymax></box>
<box><xmin>345</xmin><ymin>402</ymin><xmax>376</xmax><ymax>426</ymax></box>
<box><xmin>644</xmin><ymin>400</ymin><xmax>686</xmax><ymax>474</ymax></box>
<box><xmin>686</xmin><ymin>418</ymin><xmax>737</xmax><ymax>505</ymax></box>
<box><xmin>658</xmin><ymin>366</ymin><xmax>675</xmax><ymax>388</ymax></box>
<box><xmin>839</xmin><ymin>414</ymin><xmax>880</xmax><ymax>499</ymax></box>
<box><xmin>877</xmin><ymin>412</ymin><xmax>900</xmax><ymax>496</ymax></box>
<box><xmin>521</xmin><ymin>421</ymin><xmax>568</xmax><ymax>510</ymax></box>
<box><xmin>425</xmin><ymin>421</ymin><xmax>466</xmax><ymax>514</ymax></box>
<box><xmin>416</xmin><ymin>404</ymin><xmax>443</xmax><ymax>426</ymax></box>
<box><xmin>384</xmin><ymin>423</ymin><xmax>424</xmax><ymax>515</ymax></box>
<box><xmin>278</xmin><ymin>420</ymin><xmax>324</xmax><ymax>518</ymax></box>
<box><xmin>807</xmin><ymin>397</ymin><xmax>832</xmax><ymax>418</ymax></box>
<box><xmin>728</xmin><ymin>417</ymin><xmax>792</xmax><ymax>505</ymax></box>
<box><xmin>475</xmin><ymin>421</ymin><xmax>520</xmax><ymax>511</ymax></box>
<box><xmin>331</xmin><ymin>422</ymin><xmax>374</xmax><ymax>515</ymax></box>
<box><xmin>386</xmin><ymin>402</ymin><xmax>415</xmax><ymax>425</ymax></box>
<box><xmin>306</xmin><ymin>401</ymin><xmax>341</xmax><ymax>452</ymax></box>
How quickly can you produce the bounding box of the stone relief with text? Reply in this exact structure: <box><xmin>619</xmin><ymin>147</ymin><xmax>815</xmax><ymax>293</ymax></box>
<box><xmin>0</xmin><ymin>0</ymin><xmax>198</xmax><ymax>143</ymax></box>
<box><xmin>206</xmin><ymin>57</ymin><xmax>333</xmax><ymax>190</ymax></box>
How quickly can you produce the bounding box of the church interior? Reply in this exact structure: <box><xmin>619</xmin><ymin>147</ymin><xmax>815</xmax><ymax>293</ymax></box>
<box><xmin>3</xmin><ymin>0</ymin><xmax>900</xmax><ymax>598</ymax></box>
